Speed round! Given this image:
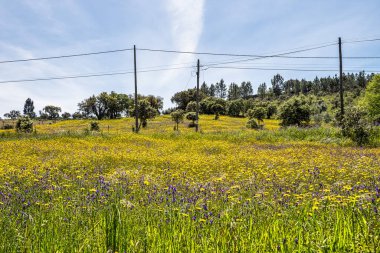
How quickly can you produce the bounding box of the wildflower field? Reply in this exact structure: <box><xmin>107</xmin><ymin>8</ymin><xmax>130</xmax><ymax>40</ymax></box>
<box><xmin>0</xmin><ymin>116</ymin><xmax>379</xmax><ymax>252</ymax></box>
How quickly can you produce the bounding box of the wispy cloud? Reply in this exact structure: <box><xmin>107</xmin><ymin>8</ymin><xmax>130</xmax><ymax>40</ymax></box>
<box><xmin>158</xmin><ymin>0</ymin><xmax>205</xmax><ymax>86</ymax></box>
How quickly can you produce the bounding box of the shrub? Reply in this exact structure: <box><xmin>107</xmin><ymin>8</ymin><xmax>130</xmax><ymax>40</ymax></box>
<box><xmin>162</xmin><ymin>107</ymin><xmax>177</xmax><ymax>115</ymax></box>
<box><xmin>72</xmin><ymin>112</ymin><xmax>83</xmax><ymax>119</ymax></box>
<box><xmin>266</xmin><ymin>103</ymin><xmax>277</xmax><ymax>119</ymax></box>
<box><xmin>15</xmin><ymin>116</ymin><xmax>33</xmax><ymax>133</ymax></box>
<box><xmin>211</xmin><ymin>104</ymin><xmax>224</xmax><ymax>120</ymax></box>
<box><xmin>279</xmin><ymin>96</ymin><xmax>311</xmax><ymax>126</ymax></box>
<box><xmin>1</xmin><ymin>124</ymin><xmax>14</xmax><ymax>130</ymax></box>
<box><xmin>362</xmin><ymin>74</ymin><xmax>380</xmax><ymax>123</ymax></box>
<box><xmin>341</xmin><ymin>106</ymin><xmax>371</xmax><ymax>146</ymax></box>
<box><xmin>200</xmin><ymin>97</ymin><xmax>226</xmax><ymax>115</ymax></box>
<box><xmin>246</xmin><ymin>118</ymin><xmax>260</xmax><ymax>129</ymax></box>
<box><xmin>186</xmin><ymin>112</ymin><xmax>197</xmax><ymax>127</ymax></box>
<box><xmin>186</xmin><ymin>101</ymin><xmax>197</xmax><ymax>112</ymax></box>
<box><xmin>171</xmin><ymin>110</ymin><xmax>185</xmax><ymax>131</ymax></box>
<box><xmin>323</xmin><ymin>113</ymin><xmax>332</xmax><ymax>124</ymax></box>
<box><xmin>61</xmin><ymin>112</ymin><xmax>71</xmax><ymax>119</ymax></box>
<box><xmin>312</xmin><ymin>114</ymin><xmax>323</xmax><ymax>126</ymax></box>
<box><xmin>247</xmin><ymin>107</ymin><xmax>266</xmax><ymax>123</ymax></box>
<box><xmin>90</xmin><ymin>121</ymin><xmax>100</xmax><ymax>131</ymax></box>
<box><xmin>226</xmin><ymin>99</ymin><xmax>244</xmax><ymax>117</ymax></box>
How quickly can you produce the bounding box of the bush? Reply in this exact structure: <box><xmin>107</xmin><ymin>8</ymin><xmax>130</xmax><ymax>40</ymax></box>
<box><xmin>15</xmin><ymin>116</ymin><xmax>33</xmax><ymax>133</ymax></box>
<box><xmin>171</xmin><ymin>110</ymin><xmax>185</xmax><ymax>131</ymax></box>
<box><xmin>211</xmin><ymin>104</ymin><xmax>224</xmax><ymax>120</ymax></box>
<box><xmin>312</xmin><ymin>114</ymin><xmax>323</xmax><ymax>126</ymax></box>
<box><xmin>162</xmin><ymin>107</ymin><xmax>177</xmax><ymax>115</ymax></box>
<box><xmin>200</xmin><ymin>97</ymin><xmax>226</xmax><ymax>115</ymax></box>
<box><xmin>341</xmin><ymin>106</ymin><xmax>371</xmax><ymax>146</ymax></box>
<box><xmin>226</xmin><ymin>99</ymin><xmax>244</xmax><ymax>117</ymax></box>
<box><xmin>72</xmin><ymin>112</ymin><xmax>83</xmax><ymax>119</ymax></box>
<box><xmin>279</xmin><ymin>95</ymin><xmax>311</xmax><ymax>126</ymax></box>
<box><xmin>186</xmin><ymin>112</ymin><xmax>198</xmax><ymax>128</ymax></box>
<box><xmin>90</xmin><ymin>121</ymin><xmax>100</xmax><ymax>131</ymax></box>
<box><xmin>323</xmin><ymin>113</ymin><xmax>332</xmax><ymax>124</ymax></box>
<box><xmin>362</xmin><ymin>74</ymin><xmax>380</xmax><ymax>123</ymax></box>
<box><xmin>186</xmin><ymin>101</ymin><xmax>197</xmax><ymax>112</ymax></box>
<box><xmin>266</xmin><ymin>103</ymin><xmax>277</xmax><ymax>119</ymax></box>
<box><xmin>247</xmin><ymin>107</ymin><xmax>266</xmax><ymax>123</ymax></box>
<box><xmin>61</xmin><ymin>112</ymin><xmax>71</xmax><ymax>119</ymax></box>
<box><xmin>246</xmin><ymin>118</ymin><xmax>260</xmax><ymax>129</ymax></box>
<box><xmin>1</xmin><ymin>124</ymin><xmax>14</xmax><ymax>130</ymax></box>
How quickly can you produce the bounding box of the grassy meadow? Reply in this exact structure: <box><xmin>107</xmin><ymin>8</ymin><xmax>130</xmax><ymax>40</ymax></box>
<box><xmin>0</xmin><ymin>115</ymin><xmax>379</xmax><ymax>252</ymax></box>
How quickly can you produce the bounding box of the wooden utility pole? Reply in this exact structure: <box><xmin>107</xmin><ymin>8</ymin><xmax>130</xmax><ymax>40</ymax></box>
<box><xmin>338</xmin><ymin>37</ymin><xmax>344</xmax><ymax>117</ymax></box>
<box><xmin>134</xmin><ymin>45</ymin><xmax>139</xmax><ymax>133</ymax></box>
<box><xmin>195</xmin><ymin>59</ymin><xmax>200</xmax><ymax>132</ymax></box>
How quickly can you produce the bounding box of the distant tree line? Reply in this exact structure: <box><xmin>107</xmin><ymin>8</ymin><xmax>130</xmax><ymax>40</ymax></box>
<box><xmin>2</xmin><ymin>92</ymin><xmax>163</xmax><ymax>123</ymax></box>
<box><xmin>258</xmin><ymin>72</ymin><xmax>374</xmax><ymax>99</ymax></box>
<box><xmin>169</xmin><ymin>72</ymin><xmax>376</xmax><ymax>119</ymax></box>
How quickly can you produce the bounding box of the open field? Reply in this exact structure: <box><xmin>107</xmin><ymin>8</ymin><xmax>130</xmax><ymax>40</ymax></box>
<box><xmin>0</xmin><ymin>116</ymin><xmax>379</xmax><ymax>252</ymax></box>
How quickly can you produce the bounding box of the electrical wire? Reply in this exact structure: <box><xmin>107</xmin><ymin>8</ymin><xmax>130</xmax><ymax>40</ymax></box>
<box><xmin>0</xmin><ymin>66</ymin><xmax>193</xmax><ymax>84</ymax></box>
<box><xmin>0</xmin><ymin>48</ymin><xmax>133</xmax><ymax>64</ymax></box>
<box><xmin>344</xmin><ymin>38</ymin><xmax>380</xmax><ymax>44</ymax></box>
<box><xmin>1</xmin><ymin>40</ymin><xmax>379</xmax><ymax>66</ymax></box>
<box><xmin>206</xmin><ymin>66</ymin><xmax>380</xmax><ymax>72</ymax></box>
<box><xmin>137</xmin><ymin>43</ymin><xmax>338</xmax><ymax>59</ymax></box>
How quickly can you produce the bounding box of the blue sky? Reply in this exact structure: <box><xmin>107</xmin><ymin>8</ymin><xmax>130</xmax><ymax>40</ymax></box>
<box><xmin>1</xmin><ymin>0</ymin><xmax>380</xmax><ymax>116</ymax></box>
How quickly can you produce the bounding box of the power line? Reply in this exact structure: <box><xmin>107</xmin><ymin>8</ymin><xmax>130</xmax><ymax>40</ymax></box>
<box><xmin>0</xmin><ymin>44</ymin><xmax>333</xmax><ymax>65</ymax></box>
<box><xmin>139</xmin><ymin>46</ymin><xmax>380</xmax><ymax>59</ymax></box>
<box><xmin>0</xmin><ymin>66</ymin><xmax>193</xmax><ymax>84</ymax></box>
<box><xmin>344</xmin><ymin>38</ymin><xmax>380</xmax><ymax>44</ymax></box>
<box><xmin>1</xmin><ymin>41</ymin><xmax>380</xmax><ymax>66</ymax></box>
<box><xmin>0</xmin><ymin>48</ymin><xmax>134</xmax><ymax>64</ymax></box>
<box><xmin>208</xmin><ymin>61</ymin><xmax>380</xmax><ymax>68</ymax></box>
<box><xmin>205</xmin><ymin>66</ymin><xmax>380</xmax><ymax>72</ymax></box>
<box><xmin>138</xmin><ymin>43</ymin><xmax>338</xmax><ymax>58</ymax></box>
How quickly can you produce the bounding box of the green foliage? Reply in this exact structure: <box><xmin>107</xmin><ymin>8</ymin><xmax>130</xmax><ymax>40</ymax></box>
<box><xmin>271</xmin><ymin>74</ymin><xmax>284</xmax><ymax>97</ymax></box>
<box><xmin>341</xmin><ymin>106</ymin><xmax>371</xmax><ymax>146</ymax></box>
<box><xmin>247</xmin><ymin>107</ymin><xmax>266</xmax><ymax>123</ymax></box>
<box><xmin>266</xmin><ymin>103</ymin><xmax>277</xmax><ymax>119</ymax></box>
<box><xmin>215</xmin><ymin>79</ymin><xmax>227</xmax><ymax>99</ymax></box>
<box><xmin>15</xmin><ymin>116</ymin><xmax>33</xmax><ymax>133</ymax></box>
<box><xmin>200</xmin><ymin>97</ymin><xmax>226</xmax><ymax>115</ymax></box>
<box><xmin>162</xmin><ymin>107</ymin><xmax>177</xmax><ymax>115</ymax></box>
<box><xmin>4</xmin><ymin>110</ymin><xmax>21</xmax><ymax>120</ymax></box>
<box><xmin>279</xmin><ymin>95</ymin><xmax>311</xmax><ymax>126</ymax></box>
<box><xmin>140</xmin><ymin>95</ymin><xmax>164</xmax><ymax>114</ymax></box>
<box><xmin>90</xmin><ymin>121</ymin><xmax>100</xmax><ymax>131</ymax></box>
<box><xmin>72</xmin><ymin>112</ymin><xmax>83</xmax><ymax>119</ymax></box>
<box><xmin>227</xmin><ymin>82</ymin><xmax>240</xmax><ymax>100</ymax></box>
<box><xmin>226</xmin><ymin>99</ymin><xmax>244</xmax><ymax>117</ymax></box>
<box><xmin>362</xmin><ymin>74</ymin><xmax>380</xmax><ymax>123</ymax></box>
<box><xmin>41</xmin><ymin>105</ymin><xmax>61</xmax><ymax>120</ymax></box>
<box><xmin>61</xmin><ymin>112</ymin><xmax>71</xmax><ymax>119</ymax></box>
<box><xmin>186</xmin><ymin>101</ymin><xmax>197</xmax><ymax>112</ymax></box>
<box><xmin>312</xmin><ymin>113</ymin><xmax>323</xmax><ymax>126</ymax></box>
<box><xmin>323</xmin><ymin>113</ymin><xmax>332</xmax><ymax>124</ymax></box>
<box><xmin>186</xmin><ymin>112</ymin><xmax>197</xmax><ymax>127</ymax></box>
<box><xmin>240</xmin><ymin>81</ymin><xmax>253</xmax><ymax>99</ymax></box>
<box><xmin>171</xmin><ymin>110</ymin><xmax>185</xmax><ymax>131</ymax></box>
<box><xmin>131</xmin><ymin>99</ymin><xmax>157</xmax><ymax>130</ymax></box>
<box><xmin>23</xmin><ymin>98</ymin><xmax>36</xmax><ymax>118</ymax></box>
<box><xmin>246</xmin><ymin>118</ymin><xmax>260</xmax><ymax>129</ymax></box>
<box><xmin>257</xmin><ymin>82</ymin><xmax>267</xmax><ymax>99</ymax></box>
<box><xmin>171</xmin><ymin>88</ymin><xmax>206</xmax><ymax>110</ymax></box>
<box><xmin>211</xmin><ymin>104</ymin><xmax>224</xmax><ymax>120</ymax></box>
<box><xmin>1</xmin><ymin>124</ymin><xmax>14</xmax><ymax>130</ymax></box>
<box><xmin>78</xmin><ymin>92</ymin><xmax>132</xmax><ymax>120</ymax></box>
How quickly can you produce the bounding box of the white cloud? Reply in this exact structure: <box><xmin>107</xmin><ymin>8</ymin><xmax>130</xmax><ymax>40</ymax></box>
<box><xmin>158</xmin><ymin>0</ymin><xmax>205</xmax><ymax>86</ymax></box>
